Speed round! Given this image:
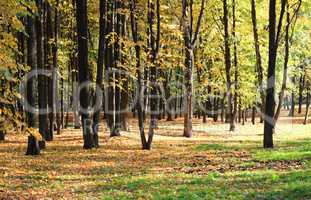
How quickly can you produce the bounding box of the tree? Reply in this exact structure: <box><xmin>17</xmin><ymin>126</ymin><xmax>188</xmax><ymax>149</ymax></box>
<box><xmin>251</xmin><ymin>0</ymin><xmax>265</xmax><ymax>123</ymax></box>
<box><xmin>26</xmin><ymin>14</ymin><xmax>40</xmax><ymax>155</ymax></box>
<box><xmin>36</xmin><ymin>0</ymin><xmax>47</xmax><ymax>149</ymax></box>
<box><xmin>76</xmin><ymin>0</ymin><xmax>94</xmax><ymax>149</ymax></box>
<box><xmin>263</xmin><ymin>0</ymin><xmax>286</xmax><ymax>148</ymax></box>
<box><xmin>231</xmin><ymin>0</ymin><xmax>238</xmax><ymax>131</ymax></box>
<box><xmin>181</xmin><ymin>0</ymin><xmax>205</xmax><ymax>138</ymax></box>
<box><xmin>92</xmin><ymin>0</ymin><xmax>106</xmax><ymax>147</ymax></box>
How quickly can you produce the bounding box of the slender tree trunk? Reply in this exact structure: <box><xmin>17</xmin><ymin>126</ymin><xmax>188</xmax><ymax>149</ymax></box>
<box><xmin>304</xmin><ymin>92</ymin><xmax>310</xmax><ymax>125</ymax></box>
<box><xmin>45</xmin><ymin>2</ymin><xmax>54</xmax><ymax>141</ymax></box>
<box><xmin>274</xmin><ymin>3</ymin><xmax>290</xmax><ymax>122</ymax></box>
<box><xmin>252</xmin><ymin>106</ymin><xmax>256</xmax><ymax>125</ymax></box>
<box><xmin>298</xmin><ymin>75</ymin><xmax>305</xmax><ymax>114</ymax></box>
<box><xmin>251</xmin><ymin>0</ymin><xmax>265</xmax><ymax>123</ymax></box>
<box><xmin>221</xmin><ymin>94</ymin><xmax>225</xmax><ymax>123</ymax></box>
<box><xmin>289</xmin><ymin>88</ymin><xmax>295</xmax><ymax>117</ymax></box>
<box><xmin>231</xmin><ymin>0</ymin><xmax>238</xmax><ymax>131</ymax></box>
<box><xmin>223</xmin><ymin>0</ymin><xmax>233</xmax><ymax>131</ymax></box>
<box><xmin>54</xmin><ymin>0</ymin><xmax>60</xmax><ymax>134</ymax></box>
<box><xmin>36</xmin><ymin>0</ymin><xmax>47</xmax><ymax>149</ymax></box>
<box><xmin>92</xmin><ymin>0</ymin><xmax>107</xmax><ymax>147</ymax></box>
<box><xmin>0</xmin><ymin>131</ymin><xmax>4</xmax><ymax>141</ymax></box>
<box><xmin>76</xmin><ymin>0</ymin><xmax>94</xmax><ymax>149</ymax></box>
<box><xmin>130</xmin><ymin>0</ymin><xmax>147</xmax><ymax>149</ymax></box>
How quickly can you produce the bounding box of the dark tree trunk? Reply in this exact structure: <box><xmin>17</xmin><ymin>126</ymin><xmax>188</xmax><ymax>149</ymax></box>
<box><xmin>221</xmin><ymin>94</ymin><xmax>225</xmax><ymax>123</ymax></box>
<box><xmin>231</xmin><ymin>0</ymin><xmax>238</xmax><ymax>131</ymax></box>
<box><xmin>264</xmin><ymin>0</ymin><xmax>281</xmax><ymax>148</ymax></box>
<box><xmin>252</xmin><ymin>106</ymin><xmax>256</xmax><ymax>125</ymax></box>
<box><xmin>45</xmin><ymin>2</ymin><xmax>54</xmax><ymax>141</ymax></box>
<box><xmin>76</xmin><ymin>0</ymin><xmax>94</xmax><ymax>149</ymax></box>
<box><xmin>289</xmin><ymin>89</ymin><xmax>295</xmax><ymax>117</ymax></box>
<box><xmin>36</xmin><ymin>0</ymin><xmax>47</xmax><ymax>149</ymax></box>
<box><xmin>54</xmin><ymin>0</ymin><xmax>60</xmax><ymax>135</ymax></box>
<box><xmin>0</xmin><ymin>131</ymin><xmax>4</xmax><ymax>141</ymax></box>
<box><xmin>298</xmin><ymin>75</ymin><xmax>305</xmax><ymax>114</ymax></box>
<box><xmin>223</xmin><ymin>0</ymin><xmax>233</xmax><ymax>131</ymax></box>
<box><xmin>304</xmin><ymin>92</ymin><xmax>310</xmax><ymax>125</ymax></box>
<box><xmin>145</xmin><ymin>0</ymin><xmax>161</xmax><ymax>150</ymax></box>
<box><xmin>92</xmin><ymin>0</ymin><xmax>107</xmax><ymax>147</ymax></box>
<box><xmin>274</xmin><ymin>2</ymin><xmax>290</xmax><ymax>122</ymax></box>
<box><xmin>26</xmin><ymin>15</ymin><xmax>40</xmax><ymax>155</ymax></box>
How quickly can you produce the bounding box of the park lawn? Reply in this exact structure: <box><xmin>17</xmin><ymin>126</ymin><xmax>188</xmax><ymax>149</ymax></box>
<box><xmin>1</xmin><ymin>118</ymin><xmax>311</xmax><ymax>199</ymax></box>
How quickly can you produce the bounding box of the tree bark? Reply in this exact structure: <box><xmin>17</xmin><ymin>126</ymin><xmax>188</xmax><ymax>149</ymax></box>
<box><xmin>45</xmin><ymin>2</ymin><xmax>54</xmax><ymax>141</ymax></box>
<box><xmin>304</xmin><ymin>92</ymin><xmax>310</xmax><ymax>125</ymax></box>
<box><xmin>76</xmin><ymin>0</ymin><xmax>94</xmax><ymax>149</ymax></box>
<box><xmin>264</xmin><ymin>0</ymin><xmax>278</xmax><ymax>148</ymax></box>
<box><xmin>92</xmin><ymin>0</ymin><xmax>107</xmax><ymax>147</ymax></box>
<box><xmin>26</xmin><ymin>15</ymin><xmax>40</xmax><ymax>155</ymax></box>
<box><xmin>223</xmin><ymin>0</ymin><xmax>233</xmax><ymax>132</ymax></box>
<box><xmin>274</xmin><ymin>2</ymin><xmax>290</xmax><ymax>122</ymax></box>
<box><xmin>182</xmin><ymin>0</ymin><xmax>205</xmax><ymax>138</ymax></box>
<box><xmin>231</xmin><ymin>0</ymin><xmax>238</xmax><ymax>131</ymax></box>
<box><xmin>251</xmin><ymin>0</ymin><xmax>265</xmax><ymax>123</ymax></box>
<box><xmin>36</xmin><ymin>0</ymin><xmax>47</xmax><ymax>149</ymax></box>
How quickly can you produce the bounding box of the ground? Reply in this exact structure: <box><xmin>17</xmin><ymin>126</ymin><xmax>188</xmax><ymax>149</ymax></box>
<box><xmin>1</xmin><ymin>116</ymin><xmax>311</xmax><ymax>199</ymax></box>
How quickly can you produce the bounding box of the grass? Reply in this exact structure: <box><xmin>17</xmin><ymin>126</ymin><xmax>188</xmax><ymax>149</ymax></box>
<box><xmin>1</xmin><ymin>117</ymin><xmax>311</xmax><ymax>199</ymax></box>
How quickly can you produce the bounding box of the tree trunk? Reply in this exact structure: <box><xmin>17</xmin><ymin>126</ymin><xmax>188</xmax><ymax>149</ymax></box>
<box><xmin>26</xmin><ymin>15</ymin><xmax>40</xmax><ymax>155</ymax></box>
<box><xmin>251</xmin><ymin>0</ymin><xmax>265</xmax><ymax>123</ymax></box>
<box><xmin>289</xmin><ymin>89</ymin><xmax>295</xmax><ymax>117</ymax></box>
<box><xmin>252</xmin><ymin>106</ymin><xmax>256</xmax><ymax>125</ymax></box>
<box><xmin>183</xmin><ymin>48</ymin><xmax>194</xmax><ymax>138</ymax></box>
<box><xmin>274</xmin><ymin>2</ymin><xmax>290</xmax><ymax>122</ymax></box>
<box><xmin>36</xmin><ymin>0</ymin><xmax>47</xmax><ymax>149</ymax></box>
<box><xmin>0</xmin><ymin>131</ymin><xmax>4</xmax><ymax>141</ymax></box>
<box><xmin>53</xmin><ymin>0</ymin><xmax>60</xmax><ymax>135</ymax></box>
<box><xmin>223</xmin><ymin>0</ymin><xmax>233</xmax><ymax>131</ymax></box>
<box><xmin>303</xmin><ymin>92</ymin><xmax>310</xmax><ymax>125</ymax></box>
<box><xmin>92</xmin><ymin>0</ymin><xmax>107</xmax><ymax>147</ymax></box>
<box><xmin>76</xmin><ymin>0</ymin><xmax>94</xmax><ymax>149</ymax></box>
<box><xmin>298</xmin><ymin>75</ymin><xmax>305</xmax><ymax>114</ymax></box>
<box><xmin>182</xmin><ymin>0</ymin><xmax>205</xmax><ymax>138</ymax></box>
<box><xmin>231</xmin><ymin>0</ymin><xmax>238</xmax><ymax>131</ymax></box>
<box><xmin>264</xmin><ymin>0</ymin><xmax>278</xmax><ymax>148</ymax></box>
<box><xmin>45</xmin><ymin>2</ymin><xmax>54</xmax><ymax>141</ymax></box>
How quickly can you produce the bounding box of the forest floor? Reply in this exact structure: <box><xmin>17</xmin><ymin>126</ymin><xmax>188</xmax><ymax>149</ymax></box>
<box><xmin>1</xmin><ymin>115</ymin><xmax>311</xmax><ymax>199</ymax></box>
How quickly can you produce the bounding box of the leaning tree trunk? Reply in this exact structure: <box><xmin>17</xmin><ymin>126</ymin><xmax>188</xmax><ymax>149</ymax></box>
<box><xmin>251</xmin><ymin>0</ymin><xmax>265</xmax><ymax>123</ymax></box>
<box><xmin>274</xmin><ymin>3</ymin><xmax>290</xmax><ymax>122</ymax></box>
<box><xmin>76</xmin><ymin>0</ymin><xmax>94</xmax><ymax>149</ymax></box>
